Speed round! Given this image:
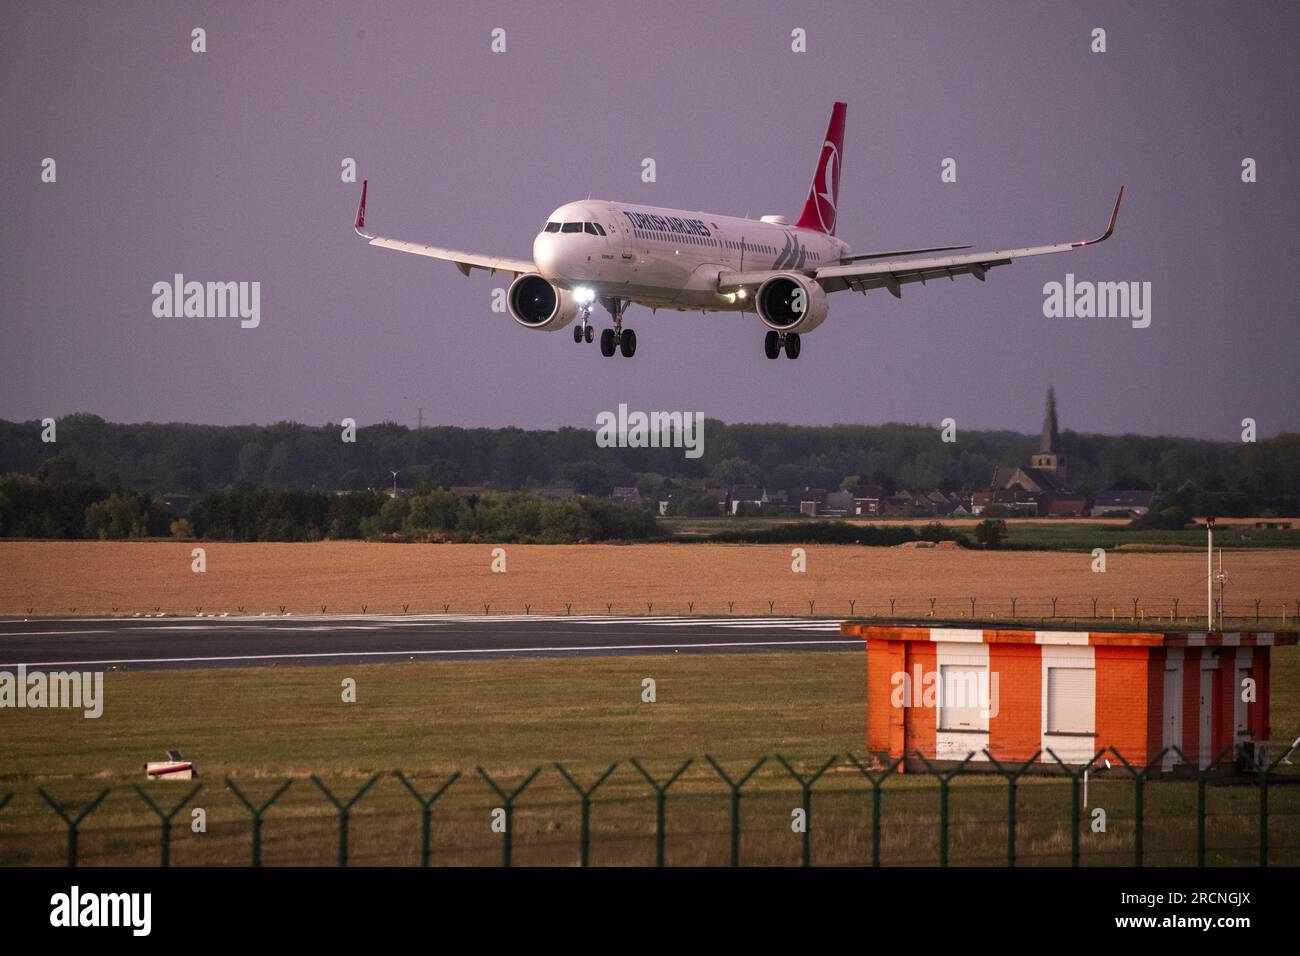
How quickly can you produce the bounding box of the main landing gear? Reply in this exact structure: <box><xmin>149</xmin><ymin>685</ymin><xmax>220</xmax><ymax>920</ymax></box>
<box><xmin>764</xmin><ymin>330</ymin><xmax>801</xmax><ymax>360</ymax></box>
<box><xmin>597</xmin><ymin>297</ymin><xmax>635</xmax><ymax>357</ymax></box>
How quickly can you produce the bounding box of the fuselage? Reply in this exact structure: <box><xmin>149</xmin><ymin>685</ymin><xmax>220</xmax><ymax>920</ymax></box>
<box><xmin>532</xmin><ymin>201</ymin><xmax>851</xmax><ymax>311</ymax></box>
<box><xmin>355</xmin><ymin>101</ymin><xmax>1120</xmax><ymax>362</ymax></box>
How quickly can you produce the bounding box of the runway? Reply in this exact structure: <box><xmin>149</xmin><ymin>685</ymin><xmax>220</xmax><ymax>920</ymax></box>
<box><xmin>0</xmin><ymin>614</ymin><xmax>860</xmax><ymax>671</ymax></box>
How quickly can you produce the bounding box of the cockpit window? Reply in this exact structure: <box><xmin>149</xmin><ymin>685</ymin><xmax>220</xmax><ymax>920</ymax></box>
<box><xmin>544</xmin><ymin>221</ymin><xmax>561</xmax><ymax>233</ymax></box>
<box><xmin>561</xmin><ymin>222</ymin><xmax>583</xmax><ymax>233</ymax></box>
<box><xmin>593</xmin><ymin>223</ymin><xmax>606</xmax><ymax>236</ymax></box>
<box><xmin>583</xmin><ymin>222</ymin><xmax>599</xmax><ymax>235</ymax></box>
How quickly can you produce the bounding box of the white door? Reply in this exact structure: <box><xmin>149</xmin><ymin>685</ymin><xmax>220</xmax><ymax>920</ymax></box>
<box><xmin>1162</xmin><ymin>662</ymin><xmax>1182</xmax><ymax>772</ymax></box>
<box><xmin>1199</xmin><ymin>668</ymin><xmax>1214</xmax><ymax>769</ymax></box>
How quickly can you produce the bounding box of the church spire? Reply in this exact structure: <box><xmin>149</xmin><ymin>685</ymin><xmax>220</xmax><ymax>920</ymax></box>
<box><xmin>1040</xmin><ymin>386</ymin><xmax>1062</xmax><ymax>455</ymax></box>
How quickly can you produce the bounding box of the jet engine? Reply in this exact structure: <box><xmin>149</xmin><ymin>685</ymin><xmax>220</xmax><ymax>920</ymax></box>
<box><xmin>506</xmin><ymin>273</ymin><xmax>580</xmax><ymax>331</ymax></box>
<box><xmin>754</xmin><ymin>274</ymin><xmax>828</xmax><ymax>333</ymax></box>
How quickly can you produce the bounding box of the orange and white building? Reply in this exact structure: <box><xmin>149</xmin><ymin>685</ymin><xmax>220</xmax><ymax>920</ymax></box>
<box><xmin>842</xmin><ymin>624</ymin><xmax>1296</xmax><ymax>772</ymax></box>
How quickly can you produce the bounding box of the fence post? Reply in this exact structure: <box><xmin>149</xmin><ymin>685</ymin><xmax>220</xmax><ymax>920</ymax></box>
<box><xmin>311</xmin><ymin>774</ymin><xmax>382</xmax><ymax>867</ymax></box>
<box><xmin>630</xmin><ymin>758</ymin><xmax>693</xmax><ymax>867</ymax></box>
<box><xmin>1045</xmin><ymin>750</ymin><xmax>1105</xmax><ymax>867</ymax></box>
<box><xmin>983</xmin><ymin>750</ymin><xmax>1041</xmax><ymax>867</ymax></box>
<box><xmin>774</xmin><ymin>754</ymin><xmax>838</xmax><ymax>867</ymax></box>
<box><xmin>37</xmin><ymin>788</ymin><xmax>109</xmax><ymax>868</ymax></box>
<box><xmin>705</xmin><ymin>756</ymin><xmax>768</xmax><ymax>867</ymax></box>
<box><xmin>476</xmin><ymin>766</ymin><xmax>541</xmax><ymax>867</ymax></box>
<box><xmin>909</xmin><ymin>753</ymin><xmax>974</xmax><ymax>867</ymax></box>
<box><xmin>131</xmin><ymin>783</ymin><xmax>202</xmax><ymax>867</ymax></box>
<box><xmin>393</xmin><ymin>771</ymin><xmax>460</xmax><ymax>867</ymax></box>
<box><xmin>225</xmin><ymin>778</ymin><xmax>292</xmax><ymax>867</ymax></box>
<box><xmin>553</xmin><ymin>762</ymin><xmax>619</xmax><ymax>867</ymax></box>
<box><xmin>1169</xmin><ymin>745</ymin><xmax>1232</xmax><ymax>867</ymax></box>
<box><xmin>1108</xmin><ymin>747</ymin><xmax>1169</xmax><ymax>867</ymax></box>
<box><xmin>844</xmin><ymin>753</ymin><xmax>903</xmax><ymax>867</ymax></box>
<box><xmin>1250</xmin><ymin>748</ymin><xmax>1290</xmax><ymax>867</ymax></box>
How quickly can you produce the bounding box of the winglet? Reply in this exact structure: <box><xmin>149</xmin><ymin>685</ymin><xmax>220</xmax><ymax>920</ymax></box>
<box><xmin>1074</xmin><ymin>186</ymin><xmax>1124</xmax><ymax>247</ymax></box>
<box><xmin>354</xmin><ymin>180</ymin><xmax>374</xmax><ymax>239</ymax></box>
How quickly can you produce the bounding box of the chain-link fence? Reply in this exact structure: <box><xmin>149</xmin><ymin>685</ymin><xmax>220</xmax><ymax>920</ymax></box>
<box><xmin>3</xmin><ymin>747</ymin><xmax>1296</xmax><ymax>867</ymax></box>
<box><xmin>8</xmin><ymin>597</ymin><xmax>1298</xmax><ymax>628</ymax></box>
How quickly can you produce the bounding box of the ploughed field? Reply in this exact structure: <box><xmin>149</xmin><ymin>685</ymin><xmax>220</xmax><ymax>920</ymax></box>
<box><xmin>2</xmin><ymin>541</ymin><xmax>1298</xmax><ymax>623</ymax></box>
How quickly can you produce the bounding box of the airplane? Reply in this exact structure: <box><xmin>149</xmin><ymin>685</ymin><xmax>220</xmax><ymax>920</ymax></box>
<box><xmin>353</xmin><ymin>101</ymin><xmax>1122</xmax><ymax>360</ymax></box>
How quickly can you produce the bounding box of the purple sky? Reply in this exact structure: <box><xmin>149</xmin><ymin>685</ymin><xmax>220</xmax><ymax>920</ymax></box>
<box><xmin>3</xmin><ymin>1</ymin><xmax>1297</xmax><ymax>440</ymax></box>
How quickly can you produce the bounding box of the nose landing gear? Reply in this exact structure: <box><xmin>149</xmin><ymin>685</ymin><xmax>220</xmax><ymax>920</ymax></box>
<box><xmin>764</xmin><ymin>330</ymin><xmax>801</xmax><ymax>360</ymax></box>
<box><xmin>574</xmin><ymin>307</ymin><xmax>596</xmax><ymax>344</ymax></box>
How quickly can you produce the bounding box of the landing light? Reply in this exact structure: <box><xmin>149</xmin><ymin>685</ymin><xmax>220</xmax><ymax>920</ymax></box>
<box><xmin>574</xmin><ymin>287</ymin><xmax>596</xmax><ymax>305</ymax></box>
<box><xmin>737</xmin><ymin>289</ymin><xmax>748</xmax><ymax>300</ymax></box>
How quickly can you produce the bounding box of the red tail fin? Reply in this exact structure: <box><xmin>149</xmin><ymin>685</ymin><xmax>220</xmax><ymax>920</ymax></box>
<box><xmin>794</xmin><ymin>102</ymin><xmax>846</xmax><ymax>235</ymax></box>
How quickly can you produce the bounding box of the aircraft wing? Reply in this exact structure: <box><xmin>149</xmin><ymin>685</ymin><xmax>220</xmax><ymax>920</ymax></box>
<box><xmin>718</xmin><ymin>188</ymin><xmax>1123</xmax><ymax>297</ymax></box>
<box><xmin>352</xmin><ymin>181</ymin><xmax>536</xmax><ymax>277</ymax></box>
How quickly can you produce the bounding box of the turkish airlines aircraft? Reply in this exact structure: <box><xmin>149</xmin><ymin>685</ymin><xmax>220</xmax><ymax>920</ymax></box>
<box><xmin>353</xmin><ymin>102</ymin><xmax>1122</xmax><ymax>360</ymax></box>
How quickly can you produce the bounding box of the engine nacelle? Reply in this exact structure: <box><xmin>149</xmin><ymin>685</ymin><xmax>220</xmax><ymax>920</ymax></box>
<box><xmin>507</xmin><ymin>273</ymin><xmax>579</xmax><ymax>331</ymax></box>
<box><xmin>754</xmin><ymin>273</ymin><xmax>829</xmax><ymax>333</ymax></box>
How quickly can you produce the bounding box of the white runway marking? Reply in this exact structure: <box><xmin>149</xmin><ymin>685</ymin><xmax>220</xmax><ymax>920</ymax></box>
<box><xmin>4</xmin><ymin>638</ymin><xmax>856</xmax><ymax>669</ymax></box>
<box><xmin>1</xmin><ymin>615</ymin><xmax>846</xmax><ymax>637</ymax></box>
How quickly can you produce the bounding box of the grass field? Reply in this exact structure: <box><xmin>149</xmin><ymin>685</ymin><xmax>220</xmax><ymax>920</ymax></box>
<box><xmin>3</xmin><ymin>540</ymin><xmax>1299</xmax><ymax>623</ymax></box>
<box><xmin>662</xmin><ymin>516</ymin><xmax>1300</xmax><ymax>551</ymax></box>
<box><xmin>1</xmin><ymin>648</ymin><xmax>1296</xmax><ymax>867</ymax></box>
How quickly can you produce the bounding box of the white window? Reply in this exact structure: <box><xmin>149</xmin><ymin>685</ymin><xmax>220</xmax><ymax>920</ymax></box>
<box><xmin>1046</xmin><ymin>667</ymin><xmax>1095</xmax><ymax>734</ymax></box>
<box><xmin>939</xmin><ymin>664</ymin><xmax>988</xmax><ymax>732</ymax></box>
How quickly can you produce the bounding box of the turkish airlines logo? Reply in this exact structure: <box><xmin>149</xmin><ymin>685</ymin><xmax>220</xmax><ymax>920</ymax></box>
<box><xmin>813</xmin><ymin>140</ymin><xmax>839</xmax><ymax>234</ymax></box>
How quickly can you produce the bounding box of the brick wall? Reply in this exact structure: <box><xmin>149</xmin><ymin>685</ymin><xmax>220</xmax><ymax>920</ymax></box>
<box><xmin>988</xmin><ymin>642</ymin><xmax>1040</xmax><ymax>762</ymax></box>
<box><xmin>1095</xmin><ymin>645</ymin><xmax>1155</xmax><ymax>763</ymax></box>
<box><xmin>866</xmin><ymin>638</ymin><xmax>905</xmax><ymax>755</ymax></box>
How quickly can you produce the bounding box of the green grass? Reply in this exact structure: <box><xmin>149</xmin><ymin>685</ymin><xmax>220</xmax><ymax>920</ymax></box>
<box><xmin>1001</xmin><ymin>523</ymin><xmax>1300</xmax><ymax>552</ymax></box>
<box><xmin>658</xmin><ymin>516</ymin><xmax>1300</xmax><ymax>550</ymax></box>
<box><xmin>0</xmin><ymin>647</ymin><xmax>1296</xmax><ymax>866</ymax></box>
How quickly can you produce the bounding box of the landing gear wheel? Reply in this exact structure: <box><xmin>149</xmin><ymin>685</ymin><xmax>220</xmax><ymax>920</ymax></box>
<box><xmin>784</xmin><ymin>332</ymin><xmax>801</xmax><ymax>359</ymax></box>
<box><xmin>600</xmin><ymin>328</ymin><xmax>616</xmax><ymax>357</ymax></box>
<box><xmin>584</xmin><ymin>325</ymin><xmax>594</xmax><ymax>343</ymax></box>
<box><xmin>619</xmin><ymin>328</ymin><xmax>637</xmax><ymax>357</ymax></box>
<box><xmin>574</xmin><ymin>325</ymin><xmax>583</xmax><ymax>343</ymax></box>
<box><xmin>764</xmin><ymin>330</ymin><xmax>780</xmax><ymax>360</ymax></box>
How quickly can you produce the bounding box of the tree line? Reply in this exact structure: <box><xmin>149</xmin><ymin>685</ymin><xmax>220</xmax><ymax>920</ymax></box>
<box><xmin>1</xmin><ymin>413</ymin><xmax>1296</xmax><ymax>520</ymax></box>
<box><xmin>0</xmin><ymin>462</ymin><xmax>657</xmax><ymax>543</ymax></box>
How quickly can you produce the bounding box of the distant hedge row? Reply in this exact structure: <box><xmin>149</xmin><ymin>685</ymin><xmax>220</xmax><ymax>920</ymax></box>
<box><xmin>0</xmin><ymin>467</ymin><xmax>658</xmax><ymax>543</ymax></box>
<box><xmin>354</xmin><ymin>488</ymin><xmax>660</xmax><ymax>544</ymax></box>
<box><xmin>704</xmin><ymin>521</ymin><xmax>975</xmax><ymax>547</ymax></box>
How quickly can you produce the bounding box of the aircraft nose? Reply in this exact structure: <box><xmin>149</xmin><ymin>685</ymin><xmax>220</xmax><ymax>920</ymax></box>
<box><xmin>533</xmin><ymin>233</ymin><xmax>562</xmax><ymax>278</ymax></box>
